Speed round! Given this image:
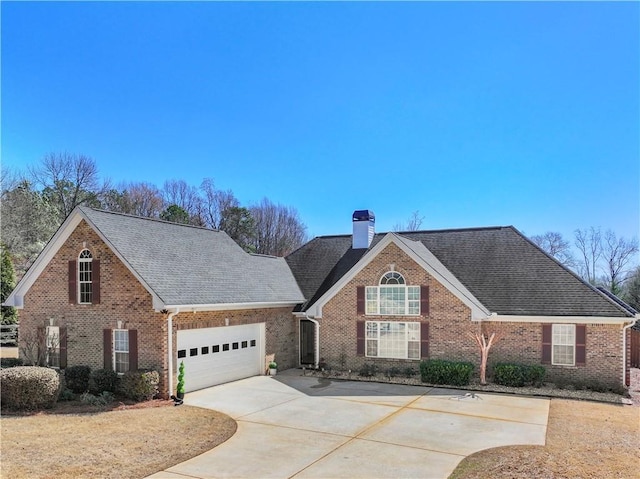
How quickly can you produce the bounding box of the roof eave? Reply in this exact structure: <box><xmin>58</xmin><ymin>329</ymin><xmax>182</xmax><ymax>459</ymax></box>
<box><xmin>159</xmin><ymin>300</ymin><xmax>302</xmax><ymax>313</ymax></box>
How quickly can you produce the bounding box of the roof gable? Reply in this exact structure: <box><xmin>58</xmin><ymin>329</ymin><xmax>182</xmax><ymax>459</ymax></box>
<box><xmin>6</xmin><ymin>207</ymin><xmax>305</xmax><ymax>310</ymax></box>
<box><xmin>303</xmin><ymin>233</ymin><xmax>490</xmax><ymax>320</ymax></box>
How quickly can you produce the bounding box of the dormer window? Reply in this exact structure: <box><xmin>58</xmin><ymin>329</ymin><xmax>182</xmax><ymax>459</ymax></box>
<box><xmin>365</xmin><ymin>272</ymin><xmax>420</xmax><ymax>315</ymax></box>
<box><xmin>78</xmin><ymin>250</ymin><xmax>93</xmax><ymax>304</ymax></box>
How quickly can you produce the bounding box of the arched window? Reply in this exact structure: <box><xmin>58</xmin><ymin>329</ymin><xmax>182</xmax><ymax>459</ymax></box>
<box><xmin>78</xmin><ymin>249</ymin><xmax>93</xmax><ymax>304</ymax></box>
<box><xmin>365</xmin><ymin>271</ymin><xmax>420</xmax><ymax>315</ymax></box>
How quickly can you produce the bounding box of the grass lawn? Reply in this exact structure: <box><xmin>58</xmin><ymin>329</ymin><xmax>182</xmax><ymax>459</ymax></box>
<box><xmin>449</xmin><ymin>399</ymin><xmax>640</xmax><ymax>479</ymax></box>
<box><xmin>0</xmin><ymin>400</ymin><xmax>236</xmax><ymax>479</ymax></box>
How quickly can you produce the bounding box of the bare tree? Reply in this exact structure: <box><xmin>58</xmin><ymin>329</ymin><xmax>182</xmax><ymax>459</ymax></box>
<box><xmin>29</xmin><ymin>152</ymin><xmax>107</xmax><ymax>221</ymax></box>
<box><xmin>195</xmin><ymin>178</ymin><xmax>239</xmax><ymax>229</ymax></box>
<box><xmin>393</xmin><ymin>211</ymin><xmax>425</xmax><ymax>232</ymax></box>
<box><xmin>162</xmin><ymin>179</ymin><xmax>200</xmax><ymax>222</ymax></box>
<box><xmin>250</xmin><ymin>198</ymin><xmax>307</xmax><ymax>256</ymax></box>
<box><xmin>602</xmin><ymin>230</ymin><xmax>639</xmax><ymax>296</ymax></box>
<box><xmin>467</xmin><ymin>329</ymin><xmax>501</xmax><ymax>385</ymax></box>
<box><xmin>530</xmin><ymin>232</ymin><xmax>575</xmax><ymax>269</ymax></box>
<box><xmin>575</xmin><ymin>227</ymin><xmax>603</xmax><ymax>284</ymax></box>
<box><xmin>624</xmin><ymin>266</ymin><xmax>640</xmax><ymax>312</ymax></box>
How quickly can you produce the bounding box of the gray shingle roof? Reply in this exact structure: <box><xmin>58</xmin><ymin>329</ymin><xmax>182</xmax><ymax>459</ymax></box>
<box><xmin>286</xmin><ymin>226</ymin><xmax>633</xmax><ymax>317</ymax></box>
<box><xmin>81</xmin><ymin>207</ymin><xmax>304</xmax><ymax>307</ymax></box>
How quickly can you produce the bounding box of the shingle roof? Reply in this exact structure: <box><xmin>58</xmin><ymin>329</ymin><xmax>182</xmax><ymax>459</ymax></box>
<box><xmin>286</xmin><ymin>226</ymin><xmax>633</xmax><ymax>317</ymax></box>
<box><xmin>80</xmin><ymin>207</ymin><xmax>304</xmax><ymax>307</ymax></box>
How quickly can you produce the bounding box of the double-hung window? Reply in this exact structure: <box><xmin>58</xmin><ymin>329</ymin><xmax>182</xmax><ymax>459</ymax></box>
<box><xmin>365</xmin><ymin>321</ymin><xmax>420</xmax><ymax>359</ymax></box>
<box><xmin>552</xmin><ymin>324</ymin><xmax>575</xmax><ymax>366</ymax></box>
<box><xmin>78</xmin><ymin>249</ymin><xmax>93</xmax><ymax>304</ymax></box>
<box><xmin>113</xmin><ymin>329</ymin><xmax>130</xmax><ymax>373</ymax></box>
<box><xmin>365</xmin><ymin>272</ymin><xmax>420</xmax><ymax>315</ymax></box>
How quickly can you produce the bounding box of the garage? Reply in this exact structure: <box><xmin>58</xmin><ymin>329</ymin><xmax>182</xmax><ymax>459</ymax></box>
<box><xmin>176</xmin><ymin>323</ymin><xmax>265</xmax><ymax>392</ymax></box>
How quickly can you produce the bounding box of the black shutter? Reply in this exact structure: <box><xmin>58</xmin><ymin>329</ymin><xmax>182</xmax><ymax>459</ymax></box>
<box><xmin>420</xmin><ymin>285</ymin><xmax>430</xmax><ymax>316</ymax></box>
<box><xmin>103</xmin><ymin>329</ymin><xmax>113</xmax><ymax>370</ymax></box>
<box><xmin>576</xmin><ymin>325</ymin><xmax>586</xmax><ymax>366</ymax></box>
<box><xmin>356</xmin><ymin>286</ymin><xmax>365</xmax><ymax>315</ymax></box>
<box><xmin>92</xmin><ymin>260</ymin><xmax>101</xmax><ymax>304</ymax></box>
<box><xmin>541</xmin><ymin>324</ymin><xmax>552</xmax><ymax>364</ymax></box>
<box><xmin>68</xmin><ymin>261</ymin><xmax>77</xmax><ymax>303</ymax></box>
<box><xmin>420</xmin><ymin>322</ymin><xmax>429</xmax><ymax>359</ymax></box>
<box><xmin>356</xmin><ymin>321</ymin><xmax>365</xmax><ymax>356</ymax></box>
<box><xmin>129</xmin><ymin>330</ymin><xmax>138</xmax><ymax>371</ymax></box>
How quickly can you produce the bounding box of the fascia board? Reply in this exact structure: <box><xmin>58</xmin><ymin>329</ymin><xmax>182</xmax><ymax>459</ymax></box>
<box><xmin>307</xmin><ymin>233</ymin><xmax>490</xmax><ymax>320</ymax></box>
<box><xmin>487</xmin><ymin>314</ymin><xmax>633</xmax><ymax>325</ymax></box>
<box><xmin>4</xmin><ymin>211</ymin><xmax>84</xmax><ymax>308</ymax></box>
<box><xmin>161</xmin><ymin>301</ymin><xmax>300</xmax><ymax>313</ymax></box>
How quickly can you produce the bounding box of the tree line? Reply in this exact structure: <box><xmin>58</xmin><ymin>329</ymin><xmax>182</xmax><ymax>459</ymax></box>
<box><xmin>1</xmin><ymin>152</ymin><xmax>308</xmax><ymax>280</ymax></box>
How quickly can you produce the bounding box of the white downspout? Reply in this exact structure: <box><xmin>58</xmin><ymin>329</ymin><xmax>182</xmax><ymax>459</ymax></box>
<box><xmin>304</xmin><ymin>314</ymin><xmax>320</xmax><ymax>369</ymax></box>
<box><xmin>167</xmin><ymin>309</ymin><xmax>180</xmax><ymax>397</ymax></box>
<box><xmin>623</xmin><ymin>315</ymin><xmax>639</xmax><ymax>387</ymax></box>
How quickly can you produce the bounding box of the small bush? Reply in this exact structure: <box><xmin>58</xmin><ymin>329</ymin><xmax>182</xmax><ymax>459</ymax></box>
<box><xmin>420</xmin><ymin>359</ymin><xmax>474</xmax><ymax>386</ymax></box>
<box><xmin>117</xmin><ymin>370</ymin><xmax>159</xmax><ymax>402</ymax></box>
<box><xmin>1</xmin><ymin>366</ymin><xmax>60</xmax><ymax>410</ymax></box>
<box><xmin>493</xmin><ymin>363</ymin><xmax>546</xmax><ymax>387</ymax></box>
<box><xmin>65</xmin><ymin>365</ymin><xmax>91</xmax><ymax>393</ymax></box>
<box><xmin>58</xmin><ymin>388</ymin><xmax>76</xmax><ymax>401</ymax></box>
<box><xmin>89</xmin><ymin>369</ymin><xmax>118</xmax><ymax>395</ymax></box>
<box><xmin>0</xmin><ymin>358</ymin><xmax>24</xmax><ymax>368</ymax></box>
<box><xmin>403</xmin><ymin>367</ymin><xmax>417</xmax><ymax>378</ymax></box>
<box><xmin>358</xmin><ymin>363</ymin><xmax>378</xmax><ymax>378</ymax></box>
<box><xmin>386</xmin><ymin>367</ymin><xmax>402</xmax><ymax>378</ymax></box>
<box><xmin>80</xmin><ymin>391</ymin><xmax>115</xmax><ymax>407</ymax></box>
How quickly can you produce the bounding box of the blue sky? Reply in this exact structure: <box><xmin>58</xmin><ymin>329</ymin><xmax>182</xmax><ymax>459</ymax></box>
<box><xmin>2</xmin><ymin>1</ymin><xmax>639</xmax><ymax>242</ymax></box>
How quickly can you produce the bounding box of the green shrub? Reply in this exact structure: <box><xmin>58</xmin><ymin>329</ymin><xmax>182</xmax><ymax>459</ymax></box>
<box><xmin>493</xmin><ymin>363</ymin><xmax>546</xmax><ymax>387</ymax></box>
<box><xmin>65</xmin><ymin>365</ymin><xmax>91</xmax><ymax>393</ymax></box>
<box><xmin>80</xmin><ymin>391</ymin><xmax>115</xmax><ymax>407</ymax></box>
<box><xmin>1</xmin><ymin>366</ymin><xmax>60</xmax><ymax>410</ymax></box>
<box><xmin>89</xmin><ymin>369</ymin><xmax>118</xmax><ymax>395</ymax></box>
<box><xmin>0</xmin><ymin>358</ymin><xmax>24</xmax><ymax>368</ymax></box>
<box><xmin>58</xmin><ymin>388</ymin><xmax>76</xmax><ymax>401</ymax></box>
<box><xmin>358</xmin><ymin>363</ymin><xmax>378</xmax><ymax>378</ymax></box>
<box><xmin>420</xmin><ymin>359</ymin><xmax>474</xmax><ymax>386</ymax></box>
<box><xmin>117</xmin><ymin>370</ymin><xmax>159</xmax><ymax>402</ymax></box>
<box><xmin>403</xmin><ymin>367</ymin><xmax>417</xmax><ymax>378</ymax></box>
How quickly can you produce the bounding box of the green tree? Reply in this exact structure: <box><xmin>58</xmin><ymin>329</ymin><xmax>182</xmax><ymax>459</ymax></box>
<box><xmin>220</xmin><ymin>206</ymin><xmax>256</xmax><ymax>253</ymax></box>
<box><xmin>1</xmin><ymin>243</ymin><xmax>18</xmax><ymax>324</ymax></box>
<box><xmin>624</xmin><ymin>266</ymin><xmax>640</xmax><ymax>312</ymax></box>
<box><xmin>160</xmin><ymin>204</ymin><xmax>190</xmax><ymax>224</ymax></box>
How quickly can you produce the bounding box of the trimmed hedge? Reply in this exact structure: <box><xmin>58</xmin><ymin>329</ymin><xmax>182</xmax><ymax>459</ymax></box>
<box><xmin>1</xmin><ymin>366</ymin><xmax>60</xmax><ymax>410</ymax></box>
<box><xmin>89</xmin><ymin>369</ymin><xmax>118</xmax><ymax>395</ymax></box>
<box><xmin>420</xmin><ymin>359</ymin><xmax>474</xmax><ymax>386</ymax></box>
<box><xmin>0</xmin><ymin>357</ymin><xmax>24</xmax><ymax>368</ymax></box>
<box><xmin>117</xmin><ymin>370</ymin><xmax>159</xmax><ymax>402</ymax></box>
<box><xmin>65</xmin><ymin>365</ymin><xmax>91</xmax><ymax>393</ymax></box>
<box><xmin>493</xmin><ymin>363</ymin><xmax>546</xmax><ymax>387</ymax></box>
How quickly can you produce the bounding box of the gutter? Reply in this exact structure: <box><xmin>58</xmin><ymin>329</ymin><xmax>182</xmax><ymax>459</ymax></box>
<box><xmin>166</xmin><ymin>309</ymin><xmax>180</xmax><ymax>397</ymax></box>
<box><xmin>623</xmin><ymin>315</ymin><xmax>639</xmax><ymax>387</ymax></box>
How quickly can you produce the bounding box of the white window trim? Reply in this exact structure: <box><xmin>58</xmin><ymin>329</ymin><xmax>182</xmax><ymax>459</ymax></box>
<box><xmin>78</xmin><ymin>249</ymin><xmax>93</xmax><ymax>304</ymax></box>
<box><xmin>365</xmin><ymin>285</ymin><xmax>420</xmax><ymax>316</ymax></box>
<box><xmin>551</xmin><ymin>324</ymin><xmax>576</xmax><ymax>366</ymax></box>
<box><xmin>365</xmin><ymin>321</ymin><xmax>421</xmax><ymax>360</ymax></box>
<box><xmin>113</xmin><ymin>329</ymin><xmax>130</xmax><ymax>374</ymax></box>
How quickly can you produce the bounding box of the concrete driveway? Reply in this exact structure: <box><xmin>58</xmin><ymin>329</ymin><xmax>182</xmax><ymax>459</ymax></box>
<box><xmin>147</xmin><ymin>370</ymin><xmax>549</xmax><ymax>479</ymax></box>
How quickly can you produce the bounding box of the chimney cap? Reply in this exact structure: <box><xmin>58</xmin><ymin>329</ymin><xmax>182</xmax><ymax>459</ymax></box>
<box><xmin>352</xmin><ymin>210</ymin><xmax>375</xmax><ymax>222</ymax></box>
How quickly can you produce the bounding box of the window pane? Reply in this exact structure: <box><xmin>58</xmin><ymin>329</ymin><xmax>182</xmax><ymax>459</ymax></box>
<box><xmin>553</xmin><ymin>345</ymin><xmax>574</xmax><ymax>366</ymax></box>
<box><xmin>408</xmin><ymin>341</ymin><xmax>420</xmax><ymax>359</ymax></box>
<box><xmin>365</xmin><ymin>287</ymin><xmax>378</xmax><ymax>314</ymax></box>
<box><xmin>380</xmin><ymin>287</ymin><xmax>406</xmax><ymax>315</ymax></box>
<box><xmin>115</xmin><ymin>352</ymin><xmax>129</xmax><ymax>373</ymax></box>
<box><xmin>366</xmin><ymin>322</ymin><xmax>378</xmax><ymax>338</ymax></box>
<box><xmin>366</xmin><ymin>339</ymin><xmax>378</xmax><ymax>357</ymax></box>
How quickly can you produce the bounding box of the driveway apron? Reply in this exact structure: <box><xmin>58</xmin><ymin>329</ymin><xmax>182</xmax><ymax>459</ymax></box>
<box><xmin>147</xmin><ymin>371</ymin><xmax>549</xmax><ymax>479</ymax></box>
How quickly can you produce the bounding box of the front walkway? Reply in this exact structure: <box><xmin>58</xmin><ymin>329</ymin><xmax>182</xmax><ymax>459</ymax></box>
<box><xmin>147</xmin><ymin>370</ymin><xmax>549</xmax><ymax>479</ymax></box>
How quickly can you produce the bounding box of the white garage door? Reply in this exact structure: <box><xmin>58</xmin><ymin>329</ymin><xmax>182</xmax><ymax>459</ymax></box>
<box><xmin>177</xmin><ymin>323</ymin><xmax>265</xmax><ymax>392</ymax></box>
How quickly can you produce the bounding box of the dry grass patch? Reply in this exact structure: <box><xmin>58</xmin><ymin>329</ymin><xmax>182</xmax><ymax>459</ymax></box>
<box><xmin>450</xmin><ymin>399</ymin><xmax>639</xmax><ymax>479</ymax></box>
<box><xmin>1</xmin><ymin>404</ymin><xmax>236</xmax><ymax>479</ymax></box>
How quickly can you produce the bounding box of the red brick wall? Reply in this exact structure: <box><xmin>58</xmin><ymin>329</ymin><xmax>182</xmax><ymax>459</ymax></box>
<box><xmin>319</xmin><ymin>242</ymin><xmax>626</xmax><ymax>387</ymax></box>
<box><xmin>18</xmin><ymin>220</ymin><xmax>297</xmax><ymax>397</ymax></box>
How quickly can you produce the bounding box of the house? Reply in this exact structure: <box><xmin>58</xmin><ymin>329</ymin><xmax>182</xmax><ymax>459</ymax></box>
<box><xmin>5</xmin><ymin>207</ymin><xmax>638</xmax><ymax>397</ymax></box>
